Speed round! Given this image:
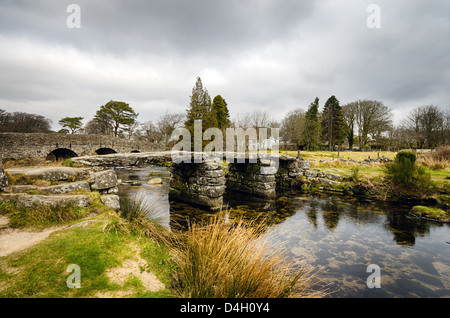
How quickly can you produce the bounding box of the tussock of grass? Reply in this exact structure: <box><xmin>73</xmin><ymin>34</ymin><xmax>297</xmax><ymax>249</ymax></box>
<box><xmin>171</xmin><ymin>215</ymin><xmax>326</xmax><ymax>298</ymax></box>
<box><xmin>103</xmin><ymin>194</ymin><xmax>171</xmax><ymax>244</ymax></box>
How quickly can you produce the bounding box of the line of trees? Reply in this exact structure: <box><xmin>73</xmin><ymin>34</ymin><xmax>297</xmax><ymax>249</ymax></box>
<box><xmin>0</xmin><ymin>109</ymin><xmax>52</xmax><ymax>133</ymax></box>
<box><xmin>2</xmin><ymin>77</ymin><xmax>449</xmax><ymax>151</ymax></box>
<box><xmin>280</xmin><ymin>96</ymin><xmax>450</xmax><ymax>151</ymax></box>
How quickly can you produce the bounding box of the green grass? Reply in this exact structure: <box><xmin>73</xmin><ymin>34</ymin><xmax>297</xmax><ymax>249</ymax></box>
<box><xmin>0</xmin><ymin>220</ymin><xmax>176</xmax><ymax>298</ymax></box>
<box><xmin>0</xmin><ymin>223</ymin><xmax>125</xmax><ymax>297</ymax></box>
<box><xmin>278</xmin><ymin>150</ymin><xmax>397</xmax><ymax>162</ymax></box>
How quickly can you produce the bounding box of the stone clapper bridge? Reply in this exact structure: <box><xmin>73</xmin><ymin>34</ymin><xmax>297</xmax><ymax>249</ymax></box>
<box><xmin>71</xmin><ymin>151</ymin><xmax>310</xmax><ymax>211</ymax></box>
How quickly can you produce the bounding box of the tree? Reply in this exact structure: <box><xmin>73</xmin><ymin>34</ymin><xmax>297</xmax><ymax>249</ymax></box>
<box><xmin>342</xmin><ymin>102</ymin><xmax>358</xmax><ymax>149</ymax></box>
<box><xmin>139</xmin><ymin>120</ymin><xmax>162</xmax><ymax>143</ymax></box>
<box><xmin>58</xmin><ymin>117</ymin><xmax>83</xmax><ymax>134</ymax></box>
<box><xmin>281</xmin><ymin>108</ymin><xmax>306</xmax><ymax>151</ymax></box>
<box><xmin>93</xmin><ymin>100</ymin><xmax>138</xmax><ymax>137</ymax></box>
<box><xmin>185</xmin><ymin>77</ymin><xmax>217</xmax><ymax>147</ymax></box>
<box><xmin>157</xmin><ymin>111</ymin><xmax>185</xmax><ymax>148</ymax></box>
<box><xmin>321</xmin><ymin>95</ymin><xmax>345</xmax><ymax>150</ymax></box>
<box><xmin>0</xmin><ymin>109</ymin><xmax>52</xmax><ymax>133</ymax></box>
<box><xmin>355</xmin><ymin>100</ymin><xmax>393</xmax><ymax>150</ymax></box>
<box><xmin>84</xmin><ymin>118</ymin><xmax>103</xmax><ymax>135</ymax></box>
<box><xmin>304</xmin><ymin>97</ymin><xmax>321</xmax><ymax>150</ymax></box>
<box><xmin>212</xmin><ymin>95</ymin><xmax>230</xmax><ymax>130</ymax></box>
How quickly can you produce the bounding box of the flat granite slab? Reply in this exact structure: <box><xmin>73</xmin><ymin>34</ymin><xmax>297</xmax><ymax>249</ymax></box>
<box><xmin>6</xmin><ymin>166</ymin><xmax>90</xmax><ymax>181</ymax></box>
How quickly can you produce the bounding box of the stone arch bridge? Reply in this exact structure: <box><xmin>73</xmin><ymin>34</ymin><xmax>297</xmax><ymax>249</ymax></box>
<box><xmin>0</xmin><ymin>133</ymin><xmax>162</xmax><ymax>161</ymax></box>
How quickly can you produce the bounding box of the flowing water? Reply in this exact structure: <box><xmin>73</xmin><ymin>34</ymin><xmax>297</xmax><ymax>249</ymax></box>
<box><xmin>115</xmin><ymin>166</ymin><xmax>450</xmax><ymax>298</ymax></box>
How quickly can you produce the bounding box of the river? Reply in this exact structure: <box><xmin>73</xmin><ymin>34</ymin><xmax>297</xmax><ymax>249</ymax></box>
<box><xmin>114</xmin><ymin>165</ymin><xmax>450</xmax><ymax>298</ymax></box>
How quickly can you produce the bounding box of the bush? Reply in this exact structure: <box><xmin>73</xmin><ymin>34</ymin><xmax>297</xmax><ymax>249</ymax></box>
<box><xmin>385</xmin><ymin>152</ymin><xmax>416</xmax><ymax>188</ymax></box>
<box><xmin>385</xmin><ymin>151</ymin><xmax>436</xmax><ymax>196</ymax></box>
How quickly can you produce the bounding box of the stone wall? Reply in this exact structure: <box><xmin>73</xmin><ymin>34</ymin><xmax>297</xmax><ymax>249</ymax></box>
<box><xmin>0</xmin><ymin>133</ymin><xmax>163</xmax><ymax>160</ymax></box>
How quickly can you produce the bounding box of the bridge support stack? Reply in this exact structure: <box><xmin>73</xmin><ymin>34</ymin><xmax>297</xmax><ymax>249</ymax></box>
<box><xmin>169</xmin><ymin>156</ymin><xmax>226</xmax><ymax>211</ymax></box>
<box><xmin>275</xmin><ymin>156</ymin><xmax>310</xmax><ymax>188</ymax></box>
<box><xmin>227</xmin><ymin>158</ymin><xmax>277</xmax><ymax>199</ymax></box>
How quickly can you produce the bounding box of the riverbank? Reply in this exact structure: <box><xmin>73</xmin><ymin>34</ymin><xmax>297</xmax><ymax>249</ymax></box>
<box><xmin>276</xmin><ymin>150</ymin><xmax>450</xmax><ymax>223</ymax></box>
<box><xmin>0</xmin><ymin>161</ymin><xmax>323</xmax><ymax>298</ymax></box>
<box><xmin>0</xmin><ymin>151</ymin><xmax>448</xmax><ymax>298</ymax></box>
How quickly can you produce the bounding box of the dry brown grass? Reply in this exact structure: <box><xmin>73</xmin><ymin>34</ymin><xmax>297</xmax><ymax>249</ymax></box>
<box><xmin>171</xmin><ymin>215</ymin><xmax>327</xmax><ymax>298</ymax></box>
<box><xmin>1</xmin><ymin>157</ymin><xmax>72</xmax><ymax>169</ymax></box>
<box><xmin>417</xmin><ymin>146</ymin><xmax>450</xmax><ymax>170</ymax></box>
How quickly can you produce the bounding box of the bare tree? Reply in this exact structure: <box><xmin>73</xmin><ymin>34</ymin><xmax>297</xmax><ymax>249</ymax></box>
<box><xmin>342</xmin><ymin>102</ymin><xmax>358</xmax><ymax>149</ymax></box>
<box><xmin>0</xmin><ymin>109</ymin><xmax>52</xmax><ymax>133</ymax></box>
<box><xmin>403</xmin><ymin>105</ymin><xmax>446</xmax><ymax>148</ymax></box>
<box><xmin>157</xmin><ymin>111</ymin><xmax>185</xmax><ymax>148</ymax></box>
<box><xmin>280</xmin><ymin>108</ymin><xmax>306</xmax><ymax>151</ymax></box>
<box><xmin>355</xmin><ymin>100</ymin><xmax>393</xmax><ymax>150</ymax></box>
<box><xmin>139</xmin><ymin>120</ymin><xmax>162</xmax><ymax>143</ymax></box>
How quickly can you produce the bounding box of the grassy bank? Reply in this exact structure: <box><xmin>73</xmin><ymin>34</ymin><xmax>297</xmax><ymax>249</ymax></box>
<box><xmin>278</xmin><ymin>150</ymin><xmax>450</xmax><ymax>195</ymax></box>
<box><xmin>0</xmin><ymin>193</ymin><xmax>324</xmax><ymax>298</ymax></box>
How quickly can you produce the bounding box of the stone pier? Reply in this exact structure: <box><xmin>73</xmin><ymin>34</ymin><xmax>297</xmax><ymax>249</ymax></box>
<box><xmin>226</xmin><ymin>158</ymin><xmax>277</xmax><ymax>199</ymax></box>
<box><xmin>275</xmin><ymin>156</ymin><xmax>311</xmax><ymax>188</ymax></box>
<box><xmin>169</xmin><ymin>154</ymin><xmax>226</xmax><ymax>211</ymax></box>
<box><xmin>168</xmin><ymin>153</ymin><xmax>304</xmax><ymax>209</ymax></box>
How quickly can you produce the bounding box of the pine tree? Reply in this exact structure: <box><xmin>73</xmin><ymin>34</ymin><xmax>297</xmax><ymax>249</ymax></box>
<box><xmin>321</xmin><ymin>95</ymin><xmax>345</xmax><ymax>150</ymax></box>
<box><xmin>94</xmin><ymin>100</ymin><xmax>138</xmax><ymax>137</ymax></box>
<box><xmin>304</xmin><ymin>97</ymin><xmax>320</xmax><ymax>150</ymax></box>
<box><xmin>212</xmin><ymin>95</ymin><xmax>230</xmax><ymax>130</ymax></box>
<box><xmin>185</xmin><ymin>77</ymin><xmax>217</xmax><ymax>148</ymax></box>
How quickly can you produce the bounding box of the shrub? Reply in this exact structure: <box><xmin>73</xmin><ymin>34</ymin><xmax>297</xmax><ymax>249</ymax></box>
<box><xmin>350</xmin><ymin>167</ymin><xmax>360</xmax><ymax>183</ymax></box>
<box><xmin>385</xmin><ymin>152</ymin><xmax>416</xmax><ymax>188</ymax></box>
<box><xmin>385</xmin><ymin>152</ymin><xmax>436</xmax><ymax>195</ymax></box>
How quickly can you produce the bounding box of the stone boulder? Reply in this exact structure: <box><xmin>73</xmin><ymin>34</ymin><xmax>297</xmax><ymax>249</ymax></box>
<box><xmin>6</xmin><ymin>166</ymin><xmax>90</xmax><ymax>181</ymax></box>
<box><xmin>88</xmin><ymin>170</ymin><xmax>118</xmax><ymax>191</ymax></box>
<box><xmin>304</xmin><ymin>170</ymin><xmax>318</xmax><ymax>178</ymax></box>
<box><xmin>101</xmin><ymin>195</ymin><xmax>120</xmax><ymax>211</ymax></box>
<box><xmin>10</xmin><ymin>185</ymin><xmax>37</xmax><ymax>193</ymax></box>
<box><xmin>298</xmin><ymin>160</ymin><xmax>311</xmax><ymax>170</ymax></box>
<box><xmin>16</xmin><ymin>194</ymin><xmax>91</xmax><ymax>209</ymax></box>
<box><xmin>318</xmin><ymin>178</ymin><xmax>340</xmax><ymax>187</ymax></box>
<box><xmin>38</xmin><ymin>181</ymin><xmax>90</xmax><ymax>194</ymax></box>
<box><xmin>147</xmin><ymin>178</ymin><xmax>163</xmax><ymax>185</ymax></box>
<box><xmin>326</xmin><ymin>173</ymin><xmax>343</xmax><ymax>181</ymax></box>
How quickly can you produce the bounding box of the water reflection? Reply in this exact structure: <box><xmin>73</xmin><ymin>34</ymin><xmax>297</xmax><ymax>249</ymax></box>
<box><xmin>115</xmin><ymin>166</ymin><xmax>450</xmax><ymax>297</ymax></box>
<box><xmin>114</xmin><ymin>165</ymin><xmax>445</xmax><ymax>246</ymax></box>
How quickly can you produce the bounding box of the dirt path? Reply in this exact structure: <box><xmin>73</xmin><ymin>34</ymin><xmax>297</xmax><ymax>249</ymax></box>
<box><xmin>0</xmin><ymin>216</ymin><xmax>92</xmax><ymax>257</ymax></box>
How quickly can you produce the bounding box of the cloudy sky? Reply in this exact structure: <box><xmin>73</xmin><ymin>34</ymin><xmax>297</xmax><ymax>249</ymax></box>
<box><xmin>1</xmin><ymin>0</ymin><xmax>449</xmax><ymax>130</ymax></box>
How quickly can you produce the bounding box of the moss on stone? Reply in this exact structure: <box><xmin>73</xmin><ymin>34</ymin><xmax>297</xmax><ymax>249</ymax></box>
<box><xmin>410</xmin><ymin>205</ymin><xmax>450</xmax><ymax>223</ymax></box>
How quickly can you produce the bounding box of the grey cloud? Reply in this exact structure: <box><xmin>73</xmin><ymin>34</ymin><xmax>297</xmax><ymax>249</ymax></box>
<box><xmin>0</xmin><ymin>0</ymin><xmax>449</xmax><ymax>128</ymax></box>
<box><xmin>0</xmin><ymin>0</ymin><xmax>316</xmax><ymax>57</ymax></box>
